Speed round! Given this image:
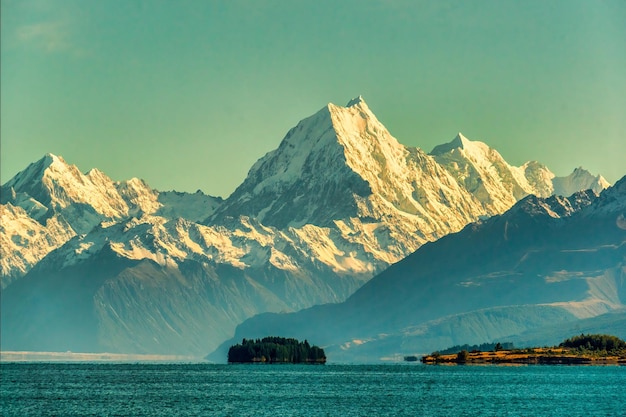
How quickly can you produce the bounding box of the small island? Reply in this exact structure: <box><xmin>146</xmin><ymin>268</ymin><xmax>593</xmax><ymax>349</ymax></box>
<box><xmin>421</xmin><ymin>334</ymin><xmax>626</xmax><ymax>365</ymax></box>
<box><xmin>228</xmin><ymin>337</ymin><xmax>326</xmax><ymax>364</ymax></box>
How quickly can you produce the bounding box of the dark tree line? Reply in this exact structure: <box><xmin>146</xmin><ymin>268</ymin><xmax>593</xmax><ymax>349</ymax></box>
<box><xmin>436</xmin><ymin>342</ymin><xmax>515</xmax><ymax>355</ymax></box>
<box><xmin>228</xmin><ymin>337</ymin><xmax>326</xmax><ymax>363</ymax></box>
<box><xmin>559</xmin><ymin>334</ymin><xmax>626</xmax><ymax>354</ymax></box>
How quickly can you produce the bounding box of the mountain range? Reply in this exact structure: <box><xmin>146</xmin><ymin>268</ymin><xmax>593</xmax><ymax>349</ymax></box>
<box><xmin>0</xmin><ymin>97</ymin><xmax>615</xmax><ymax>357</ymax></box>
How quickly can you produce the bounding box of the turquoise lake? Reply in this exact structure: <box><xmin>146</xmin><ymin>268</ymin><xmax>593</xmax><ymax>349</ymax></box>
<box><xmin>1</xmin><ymin>363</ymin><xmax>624</xmax><ymax>416</ymax></box>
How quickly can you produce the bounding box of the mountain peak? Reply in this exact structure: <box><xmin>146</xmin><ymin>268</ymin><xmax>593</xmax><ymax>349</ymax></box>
<box><xmin>208</xmin><ymin>98</ymin><xmax>376</xmax><ymax>227</ymax></box>
<box><xmin>553</xmin><ymin>167</ymin><xmax>610</xmax><ymax>197</ymax></box>
<box><xmin>38</xmin><ymin>153</ymin><xmax>77</xmax><ymax>176</ymax></box>
<box><xmin>571</xmin><ymin>167</ymin><xmax>610</xmax><ymax>187</ymax></box>
<box><xmin>456</xmin><ymin>132</ymin><xmax>469</xmax><ymax>143</ymax></box>
<box><xmin>452</xmin><ymin>132</ymin><xmax>472</xmax><ymax>149</ymax></box>
<box><xmin>43</xmin><ymin>152</ymin><xmax>65</xmax><ymax>163</ymax></box>
<box><xmin>346</xmin><ymin>95</ymin><xmax>365</xmax><ymax>107</ymax></box>
<box><xmin>2</xmin><ymin>153</ymin><xmax>69</xmax><ymax>193</ymax></box>
<box><xmin>429</xmin><ymin>132</ymin><xmax>474</xmax><ymax>155</ymax></box>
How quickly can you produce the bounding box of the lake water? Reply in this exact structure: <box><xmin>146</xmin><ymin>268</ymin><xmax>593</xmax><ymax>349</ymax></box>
<box><xmin>1</xmin><ymin>363</ymin><xmax>624</xmax><ymax>416</ymax></box>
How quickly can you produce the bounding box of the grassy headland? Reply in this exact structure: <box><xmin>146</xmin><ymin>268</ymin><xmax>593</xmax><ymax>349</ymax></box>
<box><xmin>421</xmin><ymin>334</ymin><xmax>626</xmax><ymax>365</ymax></box>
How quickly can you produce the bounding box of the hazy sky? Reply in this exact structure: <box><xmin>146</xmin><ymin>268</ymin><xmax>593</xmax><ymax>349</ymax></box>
<box><xmin>2</xmin><ymin>0</ymin><xmax>625</xmax><ymax>197</ymax></box>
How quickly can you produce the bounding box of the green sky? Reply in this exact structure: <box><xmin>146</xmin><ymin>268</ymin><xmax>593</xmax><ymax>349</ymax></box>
<box><xmin>2</xmin><ymin>0</ymin><xmax>625</xmax><ymax>197</ymax></box>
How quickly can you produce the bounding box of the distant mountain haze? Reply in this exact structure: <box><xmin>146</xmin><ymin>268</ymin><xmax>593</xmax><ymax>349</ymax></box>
<box><xmin>0</xmin><ymin>97</ymin><xmax>615</xmax><ymax>357</ymax></box>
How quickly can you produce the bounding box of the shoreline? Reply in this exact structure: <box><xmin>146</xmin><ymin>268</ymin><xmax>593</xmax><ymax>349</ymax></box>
<box><xmin>0</xmin><ymin>351</ymin><xmax>200</xmax><ymax>363</ymax></box>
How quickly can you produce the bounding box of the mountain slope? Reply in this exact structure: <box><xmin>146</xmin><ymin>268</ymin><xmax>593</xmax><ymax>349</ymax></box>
<box><xmin>0</xmin><ymin>212</ymin><xmax>376</xmax><ymax>354</ymax></box>
<box><xmin>213</xmin><ymin>177</ymin><xmax>626</xmax><ymax>362</ymax></box>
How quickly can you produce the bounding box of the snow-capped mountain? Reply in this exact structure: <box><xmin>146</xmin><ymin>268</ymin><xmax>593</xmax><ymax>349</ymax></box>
<box><xmin>209</xmin><ymin>97</ymin><xmax>608</xmax><ymax>264</ymax></box>
<box><xmin>552</xmin><ymin>167</ymin><xmax>611</xmax><ymax>197</ymax></box>
<box><xmin>0</xmin><ymin>97</ymin><xmax>613</xmax><ymax>356</ymax></box>
<box><xmin>430</xmin><ymin>133</ymin><xmax>554</xmax><ymax>211</ymax></box>
<box><xmin>213</xmin><ymin>177</ymin><xmax>626</xmax><ymax>362</ymax></box>
<box><xmin>0</xmin><ymin>154</ymin><xmax>222</xmax><ymax>287</ymax></box>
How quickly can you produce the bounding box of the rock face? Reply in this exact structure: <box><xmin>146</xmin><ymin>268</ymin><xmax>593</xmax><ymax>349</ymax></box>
<box><xmin>212</xmin><ymin>177</ymin><xmax>626</xmax><ymax>363</ymax></box>
<box><xmin>0</xmin><ymin>97</ymin><xmax>612</xmax><ymax>356</ymax></box>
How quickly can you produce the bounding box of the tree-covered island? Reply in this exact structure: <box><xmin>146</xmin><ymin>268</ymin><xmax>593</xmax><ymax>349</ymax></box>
<box><xmin>228</xmin><ymin>337</ymin><xmax>327</xmax><ymax>364</ymax></box>
<box><xmin>421</xmin><ymin>334</ymin><xmax>626</xmax><ymax>364</ymax></box>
